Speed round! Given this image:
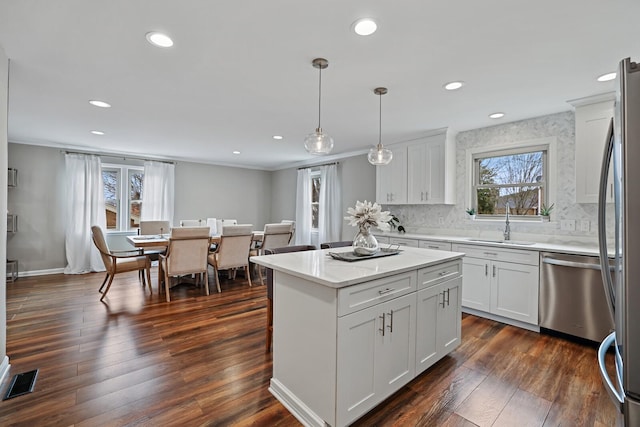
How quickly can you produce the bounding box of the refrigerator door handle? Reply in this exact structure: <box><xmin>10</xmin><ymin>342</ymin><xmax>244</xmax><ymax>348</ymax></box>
<box><xmin>598</xmin><ymin>332</ymin><xmax>624</xmax><ymax>410</ymax></box>
<box><xmin>598</xmin><ymin>118</ymin><xmax>616</xmax><ymax>322</ymax></box>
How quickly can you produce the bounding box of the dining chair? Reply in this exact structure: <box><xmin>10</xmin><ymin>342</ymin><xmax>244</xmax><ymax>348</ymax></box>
<box><xmin>264</xmin><ymin>245</ymin><xmax>316</xmax><ymax>352</ymax></box>
<box><xmin>320</xmin><ymin>240</ymin><xmax>353</xmax><ymax>249</ymax></box>
<box><xmin>215</xmin><ymin>219</ymin><xmax>238</xmax><ymax>236</ymax></box>
<box><xmin>91</xmin><ymin>225</ymin><xmax>152</xmax><ymax>301</ymax></box>
<box><xmin>250</xmin><ymin>223</ymin><xmax>294</xmax><ymax>285</ymax></box>
<box><xmin>207</xmin><ymin>224</ymin><xmax>253</xmax><ymax>293</ymax></box>
<box><xmin>280</xmin><ymin>220</ymin><xmax>295</xmax><ymax>242</ymax></box>
<box><xmin>159</xmin><ymin>226</ymin><xmax>211</xmax><ymax>302</ymax></box>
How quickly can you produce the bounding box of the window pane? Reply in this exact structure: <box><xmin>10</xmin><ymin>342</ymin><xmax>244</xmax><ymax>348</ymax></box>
<box><xmin>312</xmin><ymin>203</ymin><xmax>319</xmax><ymax>229</ymax></box>
<box><xmin>478</xmin><ymin>151</ymin><xmax>543</xmax><ymax>185</ymax></box>
<box><xmin>476</xmin><ymin>185</ymin><xmax>542</xmax><ymax>215</ymax></box>
<box><xmin>129</xmin><ymin>171</ymin><xmax>143</xmax><ymax>230</ymax></box>
<box><xmin>312</xmin><ymin>177</ymin><xmax>320</xmax><ymax>203</ymax></box>
<box><xmin>103</xmin><ymin>170</ymin><xmax>119</xmax><ymax>230</ymax></box>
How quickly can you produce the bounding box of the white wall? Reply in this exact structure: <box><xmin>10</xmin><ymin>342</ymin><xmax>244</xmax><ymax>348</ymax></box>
<box><xmin>1</xmin><ymin>44</ymin><xmax>10</xmax><ymax>382</ymax></box>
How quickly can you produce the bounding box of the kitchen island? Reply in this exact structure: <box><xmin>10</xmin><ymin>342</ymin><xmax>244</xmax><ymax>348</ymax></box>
<box><xmin>251</xmin><ymin>246</ymin><xmax>464</xmax><ymax>427</ymax></box>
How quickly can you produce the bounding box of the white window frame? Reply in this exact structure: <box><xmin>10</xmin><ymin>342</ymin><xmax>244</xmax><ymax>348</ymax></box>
<box><xmin>102</xmin><ymin>163</ymin><xmax>144</xmax><ymax>232</ymax></box>
<box><xmin>465</xmin><ymin>137</ymin><xmax>557</xmax><ymax>221</ymax></box>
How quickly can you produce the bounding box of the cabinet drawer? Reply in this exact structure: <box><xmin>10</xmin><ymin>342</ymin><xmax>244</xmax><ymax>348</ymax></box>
<box><xmin>419</xmin><ymin>240</ymin><xmax>452</xmax><ymax>251</ymax></box>
<box><xmin>452</xmin><ymin>244</ymin><xmax>539</xmax><ymax>266</ymax></box>
<box><xmin>338</xmin><ymin>271</ymin><xmax>417</xmax><ymax>317</ymax></box>
<box><xmin>417</xmin><ymin>260</ymin><xmax>461</xmax><ymax>290</ymax></box>
<box><xmin>389</xmin><ymin>237</ymin><xmax>419</xmax><ymax>248</ymax></box>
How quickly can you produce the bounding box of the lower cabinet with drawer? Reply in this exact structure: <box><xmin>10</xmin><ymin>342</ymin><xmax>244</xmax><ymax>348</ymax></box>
<box><xmin>452</xmin><ymin>243</ymin><xmax>539</xmax><ymax>326</ymax></box>
<box><xmin>269</xmin><ymin>256</ymin><xmax>463</xmax><ymax>427</ymax></box>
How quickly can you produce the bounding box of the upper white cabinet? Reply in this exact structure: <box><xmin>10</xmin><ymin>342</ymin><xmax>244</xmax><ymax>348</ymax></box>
<box><xmin>376</xmin><ymin>129</ymin><xmax>456</xmax><ymax>205</ymax></box>
<box><xmin>571</xmin><ymin>95</ymin><xmax>614</xmax><ymax>203</ymax></box>
<box><xmin>376</xmin><ymin>146</ymin><xmax>407</xmax><ymax>204</ymax></box>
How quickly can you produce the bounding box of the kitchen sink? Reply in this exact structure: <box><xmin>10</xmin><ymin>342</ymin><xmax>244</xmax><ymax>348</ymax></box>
<box><xmin>466</xmin><ymin>238</ymin><xmax>536</xmax><ymax>246</ymax></box>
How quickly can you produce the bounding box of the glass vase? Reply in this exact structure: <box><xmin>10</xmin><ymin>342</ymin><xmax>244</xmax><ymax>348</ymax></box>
<box><xmin>352</xmin><ymin>225</ymin><xmax>379</xmax><ymax>256</ymax></box>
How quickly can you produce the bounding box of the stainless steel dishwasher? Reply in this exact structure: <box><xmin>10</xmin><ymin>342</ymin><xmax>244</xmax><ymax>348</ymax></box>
<box><xmin>539</xmin><ymin>252</ymin><xmax>614</xmax><ymax>342</ymax></box>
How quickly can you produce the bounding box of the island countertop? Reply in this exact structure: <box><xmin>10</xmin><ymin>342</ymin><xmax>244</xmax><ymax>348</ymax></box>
<box><xmin>250</xmin><ymin>246</ymin><xmax>464</xmax><ymax>289</ymax></box>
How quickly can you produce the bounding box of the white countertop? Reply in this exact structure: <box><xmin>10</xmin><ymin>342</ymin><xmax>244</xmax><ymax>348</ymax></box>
<box><xmin>250</xmin><ymin>247</ymin><xmax>464</xmax><ymax>289</ymax></box>
<box><xmin>376</xmin><ymin>231</ymin><xmax>610</xmax><ymax>257</ymax></box>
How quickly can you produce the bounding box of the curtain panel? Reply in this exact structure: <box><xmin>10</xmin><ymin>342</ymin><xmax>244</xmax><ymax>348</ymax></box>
<box><xmin>318</xmin><ymin>164</ymin><xmax>341</xmax><ymax>244</ymax></box>
<box><xmin>63</xmin><ymin>153</ymin><xmax>106</xmax><ymax>274</ymax></box>
<box><xmin>294</xmin><ymin>168</ymin><xmax>312</xmax><ymax>245</ymax></box>
<box><xmin>141</xmin><ymin>161</ymin><xmax>175</xmax><ymax>224</ymax></box>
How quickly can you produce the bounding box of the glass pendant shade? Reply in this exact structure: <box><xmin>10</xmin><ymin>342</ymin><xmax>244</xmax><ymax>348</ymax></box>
<box><xmin>368</xmin><ymin>144</ymin><xmax>393</xmax><ymax>165</ymax></box>
<box><xmin>306</xmin><ymin>58</ymin><xmax>333</xmax><ymax>155</ymax></box>
<box><xmin>368</xmin><ymin>87</ymin><xmax>393</xmax><ymax>165</ymax></box>
<box><xmin>304</xmin><ymin>128</ymin><xmax>334</xmax><ymax>155</ymax></box>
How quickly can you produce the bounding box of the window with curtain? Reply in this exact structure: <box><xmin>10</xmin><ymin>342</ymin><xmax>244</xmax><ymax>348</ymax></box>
<box><xmin>102</xmin><ymin>164</ymin><xmax>144</xmax><ymax>231</ymax></box>
<box><xmin>296</xmin><ymin>164</ymin><xmax>341</xmax><ymax>245</ymax></box>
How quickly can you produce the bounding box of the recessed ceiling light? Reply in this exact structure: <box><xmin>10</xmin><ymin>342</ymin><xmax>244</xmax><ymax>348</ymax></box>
<box><xmin>444</xmin><ymin>81</ymin><xmax>465</xmax><ymax>91</ymax></box>
<box><xmin>273</xmin><ymin>135</ymin><xmax>283</xmax><ymax>140</ymax></box>
<box><xmin>90</xmin><ymin>130</ymin><xmax>105</xmax><ymax>135</ymax></box>
<box><xmin>352</xmin><ymin>18</ymin><xmax>377</xmax><ymax>36</ymax></box>
<box><xmin>145</xmin><ymin>31</ymin><xmax>174</xmax><ymax>48</ymax></box>
<box><xmin>232</xmin><ymin>150</ymin><xmax>241</xmax><ymax>155</ymax></box>
<box><xmin>597</xmin><ymin>72</ymin><xmax>616</xmax><ymax>82</ymax></box>
<box><xmin>89</xmin><ymin>100</ymin><xmax>111</xmax><ymax>108</ymax></box>
<box><xmin>489</xmin><ymin>112</ymin><xmax>505</xmax><ymax>119</ymax></box>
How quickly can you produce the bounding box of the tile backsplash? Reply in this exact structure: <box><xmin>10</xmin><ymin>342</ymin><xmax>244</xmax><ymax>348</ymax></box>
<box><xmin>386</xmin><ymin>110</ymin><xmax>611</xmax><ymax>245</ymax></box>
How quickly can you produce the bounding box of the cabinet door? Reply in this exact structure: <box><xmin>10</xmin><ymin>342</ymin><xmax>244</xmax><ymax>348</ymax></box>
<box><xmin>416</xmin><ymin>285</ymin><xmax>441</xmax><ymax>373</ymax></box>
<box><xmin>490</xmin><ymin>261</ymin><xmax>539</xmax><ymax>324</ymax></box>
<box><xmin>575</xmin><ymin>100</ymin><xmax>614</xmax><ymax>203</ymax></box>
<box><xmin>438</xmin><ymin>277</ymin><xmax>462</xmax><ymax>355</ymax></box>
<box><xmin>461</xmin><ymin>257</ymin><xmax>491</xmax><ymax>311</ymax></box>
<box><xmin>407</xmin><ymin>137</ymin><xmax>446</xmax><ymax>204</ymax></box>
<box><xmin>336</xmin><ymin>305</ymin><xmax>379</xmax><ymax>426</ymax></box>
<box><xmin>376</xmin><ymin>293</ymin><xmax>416</xmax><ymax>397</ymax></box>
<box><xmin>376</xmin><ymin>146</ymin><xmax>407</xmax><ymax>204</ymax></box>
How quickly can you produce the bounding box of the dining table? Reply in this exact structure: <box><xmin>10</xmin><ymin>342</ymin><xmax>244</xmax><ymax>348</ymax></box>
<box><xmin>127</xmin><ymin>231</ymin><xmax>265</xmax><ymax>287</ymax></box>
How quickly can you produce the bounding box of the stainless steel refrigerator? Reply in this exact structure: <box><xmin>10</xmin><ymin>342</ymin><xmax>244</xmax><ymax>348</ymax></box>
<box><xmin>598</xmin><ymin>57</ymin><xmax>640</xmax><ymax>426</ymax></box>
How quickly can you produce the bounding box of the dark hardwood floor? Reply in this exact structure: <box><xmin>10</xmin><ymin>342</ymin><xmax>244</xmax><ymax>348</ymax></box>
<box><xmin>0</xmin><ymin>268</ymin><xmax>618</xmax><ymax>426</ymax></box>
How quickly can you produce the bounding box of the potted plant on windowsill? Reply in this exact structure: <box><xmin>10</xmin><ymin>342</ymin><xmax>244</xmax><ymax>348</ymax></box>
<box><xmin>540</xmin><ymin>203</ymin><xmax>554</xmax><ymax>222</ymax></box>
<box><xmin>465</xmin><ymin>208</ymin><xmax>476</xmax><ymax>220</ymax></box>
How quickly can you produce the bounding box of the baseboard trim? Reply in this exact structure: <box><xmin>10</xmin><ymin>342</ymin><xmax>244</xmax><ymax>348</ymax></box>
<box><xmin>462</xmin><ymin>307</ymin><xmax>540</xmax><ymax>333</ymax></box>
<box><xmin>269</xmin><ymin>378</ymin><xmax>327</xmax><ymax>427</ymax></box>
<box><xmin>16</xmin><ymin>267</ymin><xmax>65</xmax><ymax>278</ymax></box>
<box><xmin>0</xmin><ymin>356</ymin><xmax>10</xmax><ymax>386</ymax></box>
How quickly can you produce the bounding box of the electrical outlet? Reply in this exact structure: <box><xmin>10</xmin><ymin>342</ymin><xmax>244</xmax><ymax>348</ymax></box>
<box><xmin>560</xmin><ymin>219</ymin><xmax>576</xmax><ymax>231</ymax></box>
<box><xmin>580</xmin><ymin>220</ymin><xmax>590</xmax><ymax>232</ymax></box>
<box><xmin>438</xmin><ymin>217</ymin><xmax>444</xmax><ymax>225</ymax></box>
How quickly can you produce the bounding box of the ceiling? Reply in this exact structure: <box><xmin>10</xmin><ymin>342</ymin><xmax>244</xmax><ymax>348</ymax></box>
<box><xmin>1</xmin><ymin>1</ymin><xmax>638</xmax><ymax>170</ymax></box>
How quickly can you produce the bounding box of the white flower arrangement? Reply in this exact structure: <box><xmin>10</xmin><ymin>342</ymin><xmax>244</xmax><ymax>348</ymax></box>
<box><xmin>345</xmin><ymin>200</ymin><xmax>393</xmax><ymax>232</ymax></box>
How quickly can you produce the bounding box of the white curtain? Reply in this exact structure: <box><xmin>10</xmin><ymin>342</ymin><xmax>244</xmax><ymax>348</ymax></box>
<box><xmin>141</xmin><ymin>161</ymin><xmax>175</xmax><ymax>224</ymax></box>
<box><xmin>295</xmin><ymin>168</ymin><xmax>312</xmax><ymax>245</ymax></box>
<box><xmin>318</xmin><ymin>164</ymin><xmax>342</xmax><ymax>244</ymax></box>
<box><xmin>64</xmin><ymin>153</ymin><xmax>106</xmax><ymax>274</ymax></box>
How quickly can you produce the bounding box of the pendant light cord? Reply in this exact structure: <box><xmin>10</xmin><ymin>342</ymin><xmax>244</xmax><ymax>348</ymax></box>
<box><xmin>378</xmin><ymin>91</ymin><xmax>383</xmax><ymax>148</ymax></box>
<box><xmin>318</xmin><ymin>66</ymin><xmax>322</xmax><ymax>128</ymax></box>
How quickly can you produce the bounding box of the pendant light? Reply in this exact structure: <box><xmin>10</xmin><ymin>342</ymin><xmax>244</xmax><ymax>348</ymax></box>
<box><xmin>304</xmin><ymin>58</ymin><xmax>334</xmax><ymax>155</ymax></box>
<box><xmin>368</xmin><ymin>87</ymin><xmax>393</xmax><ymax>165</ymax></box>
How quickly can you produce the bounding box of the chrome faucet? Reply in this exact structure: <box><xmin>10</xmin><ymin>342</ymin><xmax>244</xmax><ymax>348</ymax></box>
<box><xmin>503</xmin><ymin>202</ymin><xmax>511</xmax><ymax>241</ymax></box>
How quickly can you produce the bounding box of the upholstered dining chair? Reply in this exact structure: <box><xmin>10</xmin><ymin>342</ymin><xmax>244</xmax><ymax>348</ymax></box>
<box><xmin>180</xmin><ymin>219</ymin><xmax>204</xmax><ymax>227</ymax></box>
<box><xmin>91</xmin><ymin>225</ymin><xmax>152</xmax><ymax>302</ymax></box>
<box><xmin>250</xmin><ymin>222</ymin><xmax>294</xmax><ymax>285</ymax></box>
<box><xmin>215</xmin><ymin>219</ymin><xmax>238</xmax><ymax>236</ymax></box>
<box><xmin>207</xmin><ymin>224</ymin><xmax>253</xmax><ymax>293</ymax></box>
<box><xmin>320</xmin><ymin>240</ymin><xmax>353</xmax><ymax>249</ymax></box>
<box><xmin>264</xmin><ymin>245</ymin><xmax>316</xmax><ymax>352</ymax></box>
<box><xmin>159</xmin><ymin>226</ymin><xmax>211</xmax><ymax>302</ymax></box>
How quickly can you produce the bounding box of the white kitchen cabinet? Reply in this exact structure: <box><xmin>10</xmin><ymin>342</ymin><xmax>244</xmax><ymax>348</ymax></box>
<box><xmin>337</xmin><ymin>292</ymin><xmax>416</xmax><ymax>425</ymax></box>
<box><xmin>375</xmin><ymin>129</ymin><xmax>455</xmax><ymax>205</ymax></box>
<box><xmin>407</xmin><ymin>135</ymin><xmax>445</xmax><ymax>204</ymax></box>
<box><xmin>416</xmin><ymin>276</ymin><xmax>461</xmax><ymax>373</ymax></box>
<box><xmin>376</xmin><ymin>144</ymin><xmax>407</xmax><ymax>204</ymax></box>
<box><xmin>571</xmin><ymin>95</ymin><xmax>615</xmax><ymax>203</ymax></box>
<box><xmin>453</xmin><ymin>243</ymin><xmax>539</xmax><ymax>325</ymax></box>
<box><xmin>419</xmin><ymin>239</ymin><xmax>452</xmax><ymax>251</ymax></box>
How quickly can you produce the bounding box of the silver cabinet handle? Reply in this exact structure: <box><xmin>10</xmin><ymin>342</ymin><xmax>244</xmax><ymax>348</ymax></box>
<box><xmin>485</xmin><ymin>264</ymin><xmax>488</xmax><ymax>276</ymax></box>
<box><xmin>428</xmin><ymin>245</ymin><xmax>439</xmax><ymax>249</ymax></box>
<box><xmin>439</xmin><ymin>271</ymin><xmax>450</xmax><ymax>276</ymax></box>
<box><xmin>493</xmin><ymin>265</ymin><xmax>496</xmax><ymax>277</ymax></box>
<box><xmin>378</xmin><ymin>288</ymin><xmax>395</xmax><ymax>295</ymax></box>
<box><xmin>484</xmin><ymin>251</ymin><xmax>498</xmax><ymax>256</ymax></box>
<box><xmin>440</xmin><ymin>291</ymin><xmax>446</xmax><ymax>308</ymax></box>
<box><xmin>379</xmin><ymin>314</ymin><xmax>386</xmax><ymax>336</ymax></box>
<box><xmin>445</xmin><ymin>288</ymin><xmax>450</xmax><ymax>306</ymax></box>
<box><xmin>387</xmin><ymin>310</ymin><xmax>394</xmax><ymax>333</ymax></box>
